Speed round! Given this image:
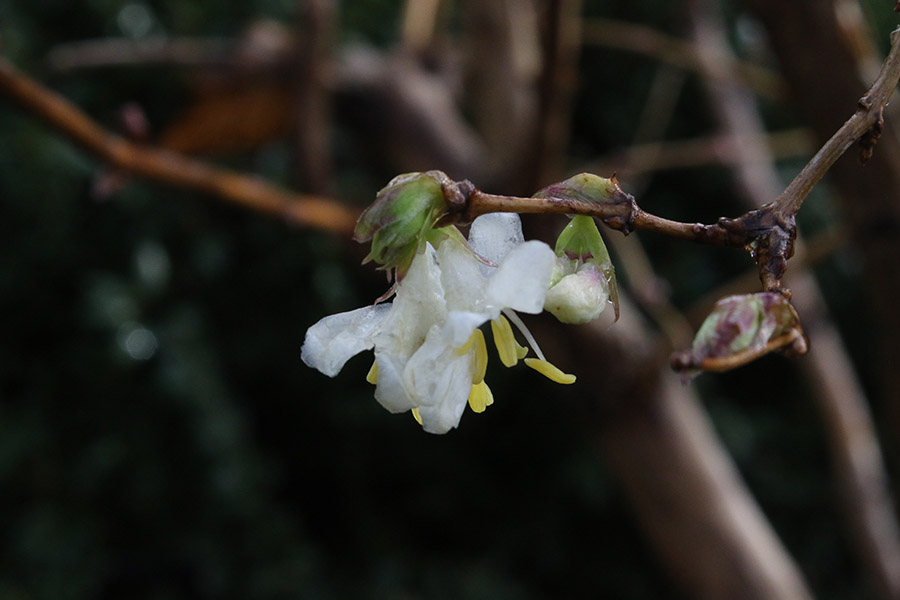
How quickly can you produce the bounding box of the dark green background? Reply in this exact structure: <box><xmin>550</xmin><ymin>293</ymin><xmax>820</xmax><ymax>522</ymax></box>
<box><xmin>0</xmin><ymin>1</ymin><xmax>882</xmax><ymax>598</ymax></box>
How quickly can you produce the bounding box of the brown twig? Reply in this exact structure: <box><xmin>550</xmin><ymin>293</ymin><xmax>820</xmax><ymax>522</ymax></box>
<box><xmin>462</xmin><ymin>187</ymin><xmax>717</xmax><ymax>241</ymax></box>
<box><xmin>0</xmin><ymin>56</ymin><xmax>357</xmax><ymax>233</ymax></box>
<box><xmin>770</xmin><ymin>26</ymin><xmax>900</xmax><ymax>220</ymax></box>
<box><xmin>454</xmin><ymin>180</ymin><xmax>796</xmax><ymax>294</ymax></box>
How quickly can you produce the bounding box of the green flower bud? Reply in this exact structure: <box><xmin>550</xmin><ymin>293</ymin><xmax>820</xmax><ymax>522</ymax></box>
<box><xmin>354</xmin><ymin>171</ymin><xmax>451</xmax><ymax>276</ymax></box>
<box><xmin>544</xmin><ymin>215</ymin><xmax>619</xmax><ymax>323</ymax></box>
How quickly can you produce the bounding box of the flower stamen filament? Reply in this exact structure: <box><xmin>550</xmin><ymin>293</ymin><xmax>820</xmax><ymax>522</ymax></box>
<box><xmin>503</xmin><ymin>309</ymin><xmax>546</xmax><ymax>361</ymax></box>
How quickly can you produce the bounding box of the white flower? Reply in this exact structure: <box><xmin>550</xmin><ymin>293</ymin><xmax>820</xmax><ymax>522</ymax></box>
<box><xmin>301</xmin><ymin>213</ymin><xmax>575</xmax><ymax>434</ymax></box>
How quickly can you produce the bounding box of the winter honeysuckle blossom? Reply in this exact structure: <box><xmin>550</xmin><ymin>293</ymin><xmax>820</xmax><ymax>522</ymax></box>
<box><xmin>302</xmin><ymin>213</ymin><xmax>579</xmax><ymax>434</ymax></box>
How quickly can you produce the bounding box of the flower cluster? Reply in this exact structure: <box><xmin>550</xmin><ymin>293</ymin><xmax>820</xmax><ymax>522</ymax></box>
<box><xmin>302</xmin><ymin>173</ymin><xmax>616</xmax><ymax>433</ymax></box>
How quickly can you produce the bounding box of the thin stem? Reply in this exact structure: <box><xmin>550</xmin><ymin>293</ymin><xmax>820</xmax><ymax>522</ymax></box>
<box><xmin>771</xmin><ymin>27</ymin><xmax>900</xmax><ymax>220</ymax></box>
<box><xmin>465</xmin><ymin>189</ymin><xmax>735</xmax><ymax>245</ymax></box>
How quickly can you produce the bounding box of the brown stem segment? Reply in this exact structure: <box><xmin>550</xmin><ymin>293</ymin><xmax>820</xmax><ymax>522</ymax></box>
<box><xmin>456</xmin><ymin>181</ymin><xmax>795</xmax><ymax>293</ymax></box>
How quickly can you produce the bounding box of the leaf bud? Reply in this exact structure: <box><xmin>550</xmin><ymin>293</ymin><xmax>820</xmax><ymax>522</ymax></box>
<box><xmin>672</xmin><ymin>292</ymin><xmax>806</xmax><ymax>376</ymax></box>
<box><xmin>533</xmin><ymin>173</ymin><xmax>628</xmax><ymax>205</ymax></box>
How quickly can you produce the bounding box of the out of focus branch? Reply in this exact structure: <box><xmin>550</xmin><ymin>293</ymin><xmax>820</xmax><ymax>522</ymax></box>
<box><xmin>45</xmin><ymin>37</ymin><xmax>237</xmax><ymax>71</ymax></box>
<box><xmin>792</xmin><ymin>276</ymin><xmax>900</xmax><ymax>600</ymax></box>
<box><xmin>293</xmin><ymin>0</ymin><xmax>335</xmax><ymax>194</ymax></box>
<box><xmin>604</xmin><ymin>64</ymin><xmax>693</xmax><ymax>349</ymax></box>
<box><xmin>0</xmin><ymin>56</ymin><xmax>357</xmax><ymax>233</ymax></box>
<box><xmin>685</xmin><ymin>2</ymin><xmax>900</xmax><ymax>597</ymax></box>
<box><xmin>593</xmin><ymin>128</ymin><xmax>811</xmax><ymax>177</ymax></box>
<box><xmin>401</xmin><ymin>0</ymin><xmax>443</xmax><ymax>52</ymax></box>
<box><xmin>533</xmin><ymin>0</ymin><xmax>583</xmax><ymax>186</ymax></box>
<box><xmin>570</xmin><ymin>295</ymin><xmax>813</xmax><ymax>600</ymax></box>
<box><xmin>581</xmin><ymin>17</ymin><xmax>784</xmax><ymax>100</ymax></box>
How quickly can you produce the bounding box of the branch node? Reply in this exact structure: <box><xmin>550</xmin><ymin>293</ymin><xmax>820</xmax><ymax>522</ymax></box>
<box><xmin>858</xmin><ymin>106</ymin><xmax>884</xmax><ymax>165</ymax></box>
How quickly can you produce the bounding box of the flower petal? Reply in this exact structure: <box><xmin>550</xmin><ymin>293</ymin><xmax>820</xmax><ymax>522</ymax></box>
<box><xmin>382</xmin><ymin>243</ymin><xmax>447</xmax><ymax>349</ymax></box>
<box><xmin>486</xmin><ymin>240</ymin><xmax>556</xmax><ymax>313</ymax></box>
<box><xmin>404</xmin><ymin>325</ymin><xmax>475</xmax><ymax>433</ymax></box>
<box><xmin>445</xmin><ymin>310</ymin><xmax>489</xmax><ymax>347</ymax></box>
<box><xmin>436</xmin><ymin>236</ymin><xmax>488</xmax><ymax>312</ymax></box>
<box><xmin>301</xmin><ymin>304</ymin><xmax>392</xmax><ymax>377</ymax></box>
<box><xmin>374</xmin><ymin>350</ymin><xmax>417</xmax><ymax>413</ymax></box>
<box><xmin>467</xmin><ymin>213</ymin><xmax>525</xmax><ymax>264</ymax></box>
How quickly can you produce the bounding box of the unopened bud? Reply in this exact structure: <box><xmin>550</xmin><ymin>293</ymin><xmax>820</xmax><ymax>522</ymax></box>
<box><xmin>534</xmin><ymin>173</ymin><xmax>627</xmax><ymax>205</ymax></box>
<box><xmin>544</xmin><ymin>215</ymin><xmax>618</xmax><ymax>323</ymax></box>
<box><xmin>672</xmin><ymin>292</ymin><xmax>806</xmax><ymax>377</ymax></box>
<box><xmin>545</xmin><ymin>261</ymin><xmax>609</xmax><ymax>324</ymax></box>
<box><xmin>354</xmin><ymin>171</ymin><xmax>450</xmax><ymax>276</ymax></box>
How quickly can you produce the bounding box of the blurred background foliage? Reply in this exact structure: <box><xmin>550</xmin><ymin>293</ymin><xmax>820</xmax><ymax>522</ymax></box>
<box><xmin>0</xmin><ymin>0</ymin><xmax>895</xmax><ymax>598</ymax></box>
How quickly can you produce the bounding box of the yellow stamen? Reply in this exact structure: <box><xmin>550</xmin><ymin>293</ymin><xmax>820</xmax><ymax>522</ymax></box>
<box><xmin>365</xmin><ymin>360</ymin><xmax>378</xmax><ymax>384</ymax></box>
<box><xmin>471</xmin><ymin>329</ymin><xmax>488</xmax><ymax>384</ymax></box>
<box><xmin>524</xmin><ymin>358</ymin><xmax>577</xmax><ymax>384</ymax></box>
<box><xmin>455</xmin><ymin>329</ymin><xmax>489</xmax><ymax>383</ymax></box>
<box><xmin>454</xmin><ymin>331</ymin><xmax>477</xmax><ymax>356</ymax></box>
<box><xmin>467</xmin><ymin>380</ymin><xmax>494</xmax><ymax>413</ymax></box>
<box><xmin>491</xmin><ymin>315</ymin><xmax>527</xmax><ymax>367</ymax></box>
<box><xmin>411</xmin><ymin>407</ymin><xmax>423</xmax><ymax>425</ymax></box>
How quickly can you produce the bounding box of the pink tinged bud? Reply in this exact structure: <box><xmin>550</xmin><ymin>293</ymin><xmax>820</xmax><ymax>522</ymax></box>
<box><xmin>672</xmin><ymin>292</ymin><xmax>807</xmax><ymax>377</ymax></box>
